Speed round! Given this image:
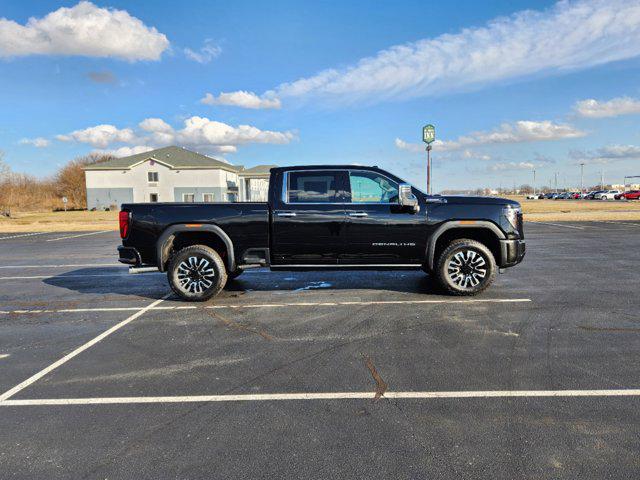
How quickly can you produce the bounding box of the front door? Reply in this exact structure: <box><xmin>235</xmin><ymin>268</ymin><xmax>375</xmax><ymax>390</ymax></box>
<box><xmin>341</xmin><ymin>169</ymin><xmax>427</xmax><ymax>265</ymax></box>
<box><xmin>271</xmin><ymin>170</ymin><xmax>348</xmax><ymax>265</ymax></box>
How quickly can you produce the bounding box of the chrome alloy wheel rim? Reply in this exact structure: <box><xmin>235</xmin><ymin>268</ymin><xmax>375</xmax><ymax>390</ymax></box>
<box><xmin>447</xmin><ymin>249</ymin><xmax>487</xmax><ymax>289</ymax></box>
<box><xmin>176</xmin><ymin>256</ymin><xmax>216</xmax><ymax>294</ymax></box>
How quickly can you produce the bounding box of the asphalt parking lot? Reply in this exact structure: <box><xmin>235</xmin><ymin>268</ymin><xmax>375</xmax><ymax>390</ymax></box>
<box><xmin>0</xmin><ymin>222</ymin><xmax>639</xmax><ymax>479</ymax></box>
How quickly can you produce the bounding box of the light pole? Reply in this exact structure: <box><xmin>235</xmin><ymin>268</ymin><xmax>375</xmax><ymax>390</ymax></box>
<box><xmin>580</xmin><ymin>163</ymin><xmax>585</xmax><ymax>193</ymax></box>
<box><xmin>554</xmin><ymin>172</ymin><xmax>558</xmax><ymax>193</ymax></box>
<box><xmin>422</xmin><ymin>125</ymin><xmax>436</xmax><ymax>195</ymax></box>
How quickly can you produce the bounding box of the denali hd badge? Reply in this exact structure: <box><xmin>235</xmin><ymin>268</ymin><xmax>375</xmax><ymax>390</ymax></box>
<box><xmin>372</xmin><ymin>242</ymin><xmax>416</xmax><ymax>247</ymax></box>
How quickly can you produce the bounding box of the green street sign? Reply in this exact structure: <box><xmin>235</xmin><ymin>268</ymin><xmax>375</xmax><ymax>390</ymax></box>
<box><xmin>422</xmin><ymin>124</ymin><xmax>435</xmax><ymax>144</ymax></box>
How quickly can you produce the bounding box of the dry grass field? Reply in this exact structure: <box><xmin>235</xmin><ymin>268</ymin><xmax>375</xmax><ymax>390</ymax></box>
<box><xmin>1</xmin><ymin>198</ymin><xmax>639</xmax><ymax>233</ymax></box>
<box><xmin>510</xmin><ymin>196</ymin><xmax>640</xmax><ymax>221</ymax></box>
<box><xmin>0</xmin><ymin>210</ymin><xmax>118</xmax><ymax>233</ymax></box>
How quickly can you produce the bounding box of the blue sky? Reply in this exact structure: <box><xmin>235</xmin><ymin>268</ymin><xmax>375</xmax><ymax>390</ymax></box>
<box><xmin>1</xmin><ymin>0</ymin><xmax>640</xmax><ymax>191</ymax></box>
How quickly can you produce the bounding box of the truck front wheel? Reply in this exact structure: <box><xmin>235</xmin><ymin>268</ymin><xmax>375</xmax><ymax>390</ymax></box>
<box><xmin>435</xmin><ymin>239</ymin><xmax>496</xmax><ymax>296</ymax></box>
<box><xmin>168</xmin><ymin>245</ymin><xmax>227</xmax><ymax>301</ymax></box>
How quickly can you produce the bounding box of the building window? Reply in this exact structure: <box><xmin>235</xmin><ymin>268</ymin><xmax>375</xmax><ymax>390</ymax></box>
<box><xmin>149</xmin><ymin>193</ymin><xmax>158</xmax><ymax>202</ymax></box>
<box><xmin>182</xmin><ymin>193</ymin><xmax>195</xmax><ymax>202</ymax></box>
<box><xmin>148</xmin><ymin>172</ymin><xmax>159</xmax><ymax>183</ymax></box>
<box><xmin>227</xmin><ymin>193</ymin><xmax>237</xmax><ymax>202</ymax></box>
<box><xmin>203</xmin><ymin>193</ymin><xmax>215</xmax><ymax>203</ymax></box>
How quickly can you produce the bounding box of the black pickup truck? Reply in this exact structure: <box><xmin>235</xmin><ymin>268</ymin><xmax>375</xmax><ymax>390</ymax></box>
<box><xmin>118</xmin><ymin>165</ymin><xmax>525</xmax><ymax>300</ymax></box>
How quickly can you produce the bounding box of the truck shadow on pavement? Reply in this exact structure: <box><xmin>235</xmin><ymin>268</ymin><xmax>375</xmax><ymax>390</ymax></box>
<box><xmin>43</xmin><ymin>268</ymin><xmax>443</xmax><ymax>300</ymax></box>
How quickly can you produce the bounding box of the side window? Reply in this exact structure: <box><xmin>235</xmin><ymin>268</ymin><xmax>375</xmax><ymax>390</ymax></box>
<box><xmin>287</xmin><ymin>171</ymin><xmax>341</xmax><ymax>203</ymax></box>
<box><xmin>348</xmin><ymin>171</ymin><xmax>399</xmax><ymax>203</ymax></box>
<box><xmin>182</xmin><ymin>193</ymin><xmax>195</xmax><ymax>203</ymax></box>
<box><xmin>148</xmin><ymin>171</ymin><xmax>159</xmax><ymax>183</ymax></box>
<box><xmin>203</xmin><ymin>193</ymin><xmax>215</xmax><ymax>203</ymax></box>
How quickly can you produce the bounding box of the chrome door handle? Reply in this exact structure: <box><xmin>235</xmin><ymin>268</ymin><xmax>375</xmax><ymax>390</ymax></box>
<box><xmin>348</xmin><ymin>212</ymin><xmax>368</xmax><ymax>217</ymax></box>
<box><xmin>277</xmin><ymin>212</ymin><xmax>297</xmax><ymax>217</ymax></box>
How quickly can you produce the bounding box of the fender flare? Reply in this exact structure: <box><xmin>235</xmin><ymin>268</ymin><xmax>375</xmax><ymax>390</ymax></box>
<box><xmin>156</xmin><ymin>224</ymin><xmax>235</xmax><ymax>272</ymax></box>
<box><xmin>425</xmin><ymin>220</ymin><xmax>506</xmax><ymax>270</ymax></box>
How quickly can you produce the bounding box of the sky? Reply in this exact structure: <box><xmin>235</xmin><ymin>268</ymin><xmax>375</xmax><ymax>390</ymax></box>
<box><xmin>1</xmin><ymin>0</ymin><xmax>640</xmax><ymax>192</ymax></box>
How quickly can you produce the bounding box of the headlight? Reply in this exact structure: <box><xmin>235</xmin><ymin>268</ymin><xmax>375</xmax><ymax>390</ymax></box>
<box><xmin>502</xmin><ymin>205</ymin><xmax>521</xmax><ymax>229</ymax></box>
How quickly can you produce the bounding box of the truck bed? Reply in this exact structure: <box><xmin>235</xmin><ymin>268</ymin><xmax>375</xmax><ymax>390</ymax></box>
<box><xmin>121</xmin><ymin>202</ymin><xmax>269</xmax><ymax>266</ymax></box>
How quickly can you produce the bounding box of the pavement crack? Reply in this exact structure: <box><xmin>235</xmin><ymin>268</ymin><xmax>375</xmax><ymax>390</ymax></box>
<box><xmin>362</xmin><ymin>354</ymin><xmax>387</xmax><ymax>400</ymax></box>
<box><xmin>209</xmin><ymin>311</ymin><xmax>273</xmax><ymax>341</ymax></box>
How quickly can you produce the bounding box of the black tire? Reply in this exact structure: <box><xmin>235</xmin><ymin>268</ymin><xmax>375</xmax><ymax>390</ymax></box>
<box><xmin>167</xmin><ymin>245</ymin><xmax>227</xmax><ymax>302</ymax></box>
<box><xmin>435</xmin><ymin>239</ymin><xmax>496</xmax><ymax>296</ymax></box>
<box><xmin>227</xmin><ymin>269</ymin><xmax>243</xmax><ymax>280</ymax></box>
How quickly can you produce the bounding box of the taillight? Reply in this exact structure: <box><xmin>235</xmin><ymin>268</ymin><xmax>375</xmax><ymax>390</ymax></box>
<box><xmin>119</xmin><ymin>211</ymin><xmax>130</xmax><ymax>239</ymax></box>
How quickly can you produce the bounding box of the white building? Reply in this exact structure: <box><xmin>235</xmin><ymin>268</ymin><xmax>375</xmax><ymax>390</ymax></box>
<box><xmin>84</xmin><ymin>146</ymin><xmax>275</xmax><ymax>209</ymax></box>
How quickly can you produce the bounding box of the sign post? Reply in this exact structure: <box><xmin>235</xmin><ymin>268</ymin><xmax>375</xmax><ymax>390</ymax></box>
<box><xmin>62</xmin><ymin>196</ymin><xmax>68</xmax><ymax>212</ymax></box>
<box><xmin>422</xmin><ymin>124</ymin><xmax>436</xmax><ymax>195</ymax></box>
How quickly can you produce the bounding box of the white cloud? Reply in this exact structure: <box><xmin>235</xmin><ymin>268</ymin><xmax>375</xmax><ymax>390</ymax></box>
<box><xmin>394</xmin><ymin>138</ymin><xmax>423</xmax><ymax>153</ymax></box>
<box><xmin>176</xmin><ymin>116</ymin><xmax>294</xmax><ymax>146</ymax></box>
<box><xmin>139</xmin><ymin>118</ymin><xmax>173</xmax><ymax>133</ymax></box>
<box><xmin>57</xmin><ymin>116</ymin><xmax>295</xmax><ymax>153</ymax></box>
<box><xmin>570</xmin><ymin>144</ymin><xmax>640</xmax><ymax>164</ymax></box>
<box><xmin>488</xmin><ymin>162</ymin><xmax>536</xmax><ymax>172</ymax></box>
<box><xmin>269</xmin><ymin>0</ymin><xmax>640</xmax><ymax>104</ymax></box>
<box><xmin>103</xmin><ymin>145</ymin><xmax>154</xmax><ymax>157</ymax></box>
<box><xmin>184</xmin><ymin>39</ymin><xmax>222</xmax><ymax>64</ymax></box>
<box><xmin>574</xmin><ymin>96</ymin><xmax>640</xmax><ymax>118</ymax></box>
<box><xmin>0</xmin><ymin>1</ymin><xmax>169</xmax><ymax>61</ymax></box>
<box><xmin>19</xmin><ymin>137</ymin><xmax>50</xmax><ymax>148</ymax></box>
<box><xmin>201</xmin><ymin>91</ymin><xmax>281</xmax><ymax>109</ymax></box>
<box><xmin>396</xmin><ymin>120</ymin><xmax>585</xmax><ymax>153</ymax></box>
<box><xmin>56</xmin><ymin>124</ymin><xmax>137</xmax><ymax>148</ymax></box>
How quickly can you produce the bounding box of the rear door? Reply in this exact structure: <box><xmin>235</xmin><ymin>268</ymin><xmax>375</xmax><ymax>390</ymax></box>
<box><xmin>270</xmin><ymin>170</ymin><xmax>348</xmax><ymax>265</ymax></box>
<box><xmin>340</xmin><ymin>169</ymin><xmax>427</xmax><ymax>265</ymax></box>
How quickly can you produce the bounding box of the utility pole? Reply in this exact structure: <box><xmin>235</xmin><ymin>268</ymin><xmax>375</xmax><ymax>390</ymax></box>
<box><xmin>600</xmin><ymin>169</ymin><xmax>604</xmax><ymax>190</ymax></box>
<box><xmin>580</xmin><ymin>163</ymin><xmax>585</xmax><ymax>193</ymax></box>
<box><xmin>554</xmin><ymin>172</ymin><xmax>558</xmax><ymax>193</ymax></box>
<box><xmin>533</xmin><ymin>169</ymin><xmax>536</xmax><ymax>196</ymax></box>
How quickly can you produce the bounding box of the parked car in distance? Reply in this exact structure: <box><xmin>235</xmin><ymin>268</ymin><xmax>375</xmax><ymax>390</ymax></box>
<box><xmin>569</xmin><ymin>192</ymin><xmax>581</xmax><ymax>199</ymax></box>
<box><xmin>118</xmin><ymin>165</ymin><xmax>526</xmax><ymax>300</ymax></box>
<box><xmin>600</xmin><ymin>190</ymin><xmax>622</xmax><ymax>200</ymax></box>
<box><xmin>587</xmin><ymin>190</ymin><xmax>606</xmax><ymax>200</ymax></box>
<box><xmin>525</xmin><ymin>194</ymin><xmax>539</xmax><ymax>200</ymax></box>
<box><xmin>623</xmin><ymin>190</ymin><xmax>640</xmax><ymax>200</ymax></box>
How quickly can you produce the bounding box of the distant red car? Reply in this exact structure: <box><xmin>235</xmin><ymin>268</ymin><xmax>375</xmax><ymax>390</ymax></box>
<box><xmin>623</xmin><ymin>190</ymin><xmax>640</xmax><ymax>200</ymax></box>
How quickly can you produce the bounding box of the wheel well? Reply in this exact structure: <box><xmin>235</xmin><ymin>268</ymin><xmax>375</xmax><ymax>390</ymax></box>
<box><xmin>169</xmin><ymin>231</ymin><xmax>229</xmax><ymax>268</ymax></box>
<box><xmin>433</xmin><ymin>228</ymin><xmax>500</xmax><ymax>266</ymax></box>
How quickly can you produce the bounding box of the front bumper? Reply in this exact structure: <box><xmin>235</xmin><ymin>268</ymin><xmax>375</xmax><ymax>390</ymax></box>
<box><xmin>117</xmin><ymin>245</ymin><xmax>142</xmax><ymax>266</ymax></box>
<box><xmin>499</xmin><ymin>239</ymin><xmax>526</xmax><ymax>268</ymax></box>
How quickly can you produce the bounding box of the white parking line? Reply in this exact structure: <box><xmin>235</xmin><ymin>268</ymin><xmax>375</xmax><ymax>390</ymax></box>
<box><xmin>46</xmin><ymin>230</ymin><xmax>113</xmax><ymax>242</ymax></box>
<box><xmin>0</xmin><ymin>354</ymin><xmax>10</xmax><ymax>360</ymax></box>
<box><xmin>0</xmin><ymin>263</ymin><xmax>121</xmax><ymax>269</ymax></box>
<box><xmin>528</xmin><ymin>222</ymin><xmax>585</xmax><ymax>230</ymax></box>
<box><xmin>594</xmin><ymin>221</ymin><xmax>640</xmax><ymax>227</ymax></box>
<box><xmin>0</xmin><ymin>232</ymin><xmax>48</xmax><ymax>241</ymax></box>
<box><xmin>0</xmin><ymin>295</ymin><xmax>169</xmax><ymax>402</ymax></box>
<box><xmin>2</xmin><ymin>388</ymin><xmax>640</xmax><ymax>406</ymax></box>
<box><xmin>0</xmin><ymin>273</ymin><xmax>160</xmax><ymax>280</ymax></box>
<box><xmin>0</xmin><ymin>298</ymin><xmax>532</xmax><ymax>315</ymax></box>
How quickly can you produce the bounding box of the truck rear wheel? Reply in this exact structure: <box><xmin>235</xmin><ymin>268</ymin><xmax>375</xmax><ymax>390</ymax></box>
<box><xmin>168</xmin><ymin>245</ymin><xmax>227</xmax><ymax>301</ymax></box>
<box><xmin>435</xmin><ymin>239</ymin><xmax>496</xmax><ymax>296</ymax></box>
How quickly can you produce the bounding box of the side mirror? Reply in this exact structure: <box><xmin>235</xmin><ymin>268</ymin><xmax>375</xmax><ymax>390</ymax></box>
<box><xmin>398</xmin><ymin>183</ymin><xmax>419</xmax><ymax>213</ymax></box>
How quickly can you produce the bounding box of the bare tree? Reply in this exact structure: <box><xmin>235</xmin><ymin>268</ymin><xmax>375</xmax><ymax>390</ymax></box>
<box><xmin>55</xmin><ymin>153</ymin><xmax>114</xmax><ymax>209</ymax></box>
